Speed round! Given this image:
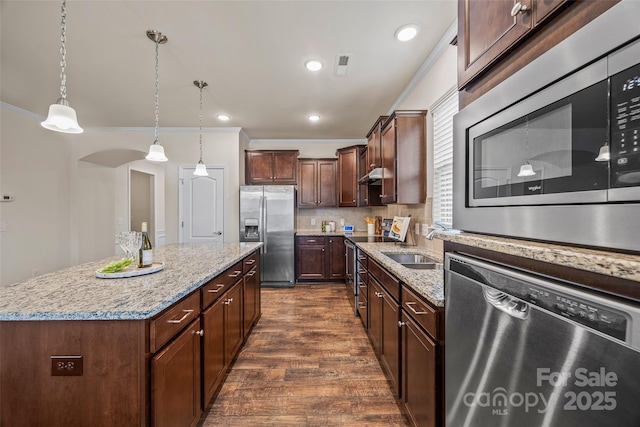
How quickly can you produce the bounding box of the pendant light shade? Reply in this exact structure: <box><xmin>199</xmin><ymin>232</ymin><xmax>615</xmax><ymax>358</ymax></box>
<box><xmin>595</xmin><ymin>144</ymin><xmax>610</xmax><ymax>162</ymax></box>
<box><xmin>146</xmin><ymin>30</ymin><xmax>168</xmax><ymax>162</ymax></box>
<box><xmin>193</xmin><ymin>80</ymin><xmax>209</xmax><ymax>176</ymax></box>
<box><xmin>41</xmin><ymin>0</ymin><xmax>83</xmax><ymax>134</ymax></box>
<box><xmin>146</xmin><ymin>143</ymin><xmax>168</xmax><ymax>162</ymax></box>
<box><xmin>194</xmin><ymin>161</ymin><xmax>208</xmax><ymax>176</ymax></box>
<box><xmin>517</xmin><ymin>162</ymin><xmax>536</xmax><ymax>177</ymax></box>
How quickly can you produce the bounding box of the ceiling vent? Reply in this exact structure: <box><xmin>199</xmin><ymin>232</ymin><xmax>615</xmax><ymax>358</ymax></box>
<box><xmin>334</xmin><ymin>54</ymin><xmax>352</xmax><ymax>76</ymax></box>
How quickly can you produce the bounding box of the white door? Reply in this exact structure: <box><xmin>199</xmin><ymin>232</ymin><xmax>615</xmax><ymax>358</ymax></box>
<box><xmin>180</xmin><ymin>167</ymin><xmax>225</xmax><ymax>244</ymax></box>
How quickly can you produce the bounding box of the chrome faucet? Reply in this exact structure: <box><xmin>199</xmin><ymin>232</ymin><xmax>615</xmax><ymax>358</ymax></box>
<box><xmin>427</xmin><ymin>221</ymin><xmax>450</xmax><ymax>240</ymax></box>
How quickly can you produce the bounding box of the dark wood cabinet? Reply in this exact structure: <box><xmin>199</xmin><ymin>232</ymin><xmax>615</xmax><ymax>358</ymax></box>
<box><xmin>366</xmin><ymin>116</ymin><xmax>389</xmax><ymax>172</ymax></box>
<box><xmin>152</xmin><ymin>318</ymin><xmax>202</xmax><ymax>427</ymax></box>
<box><xmin>358</xmin><ymin>146</ymin><xmax>382</xmax><ymax>206</ymax></box>
<box><xmin>457</xmin><ymin>0</ymin><xmax>615</xmax><ymax>108</ymax></box>
<box><xmin>380</xmin><ymin>111</ymin><xmax>427</xmax><ymax>205</ymax></box>
<box><xmin>401</xmin><ymin>311</ymin><xmax>439</xmax><ymax>427</ymax></box>
<box><xmin>327</xmin><ymin>237</ymin><xmax>346</xmax><ymax>280</ymax></box>
<box><xmin>296</xmin><ymin>236</ymin><xmax>327</xmax><ymax>279</ymax></box>
<box><xmin>201</xmin><ymin>295</ymin><xmax>226</xmax><ymax>408</ymax></box>
<box><xmin>296</xmin><ymin>236</ymin><xmax>345</xmax><ymax>281</ymax></box>
<box><xmin>224</xmin><ymin>282</ymin><xmax>244</xmax><ymax>366</ymax></box>
<box><xmin>337</xmin><ymin>145</ymin><xmax>366</xmax><ymax>207</ymax></box>
<box><xmin>245</xmin><ymin>150</ymin><xmax>299</xmax><ymax>185</ymax></box>
<box><xmin>297</xmin><ymin>159</ymin><xmax>337</xmax><ymax>208</ymax></box>
<box><xmin>243</xmin><ymin>265</ymin><xmax>260</xmax><ymax>339</ymax></box>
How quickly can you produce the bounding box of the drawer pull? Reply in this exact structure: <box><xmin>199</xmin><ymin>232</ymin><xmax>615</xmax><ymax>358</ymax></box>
<box><xmin>195</xmin><ymin>330</ymin><xmax>204</xmax><ymax>336</ymax></box>
<box><xmin>207</xmin><ymin>284</ymin><xmax>225</xmax><ymax>293</ymax></box>
<box><xmin>357</xmin><ymin>269</ymin><xmax>366</xmax><ymax>274</ymax></box>
<box><xmin>167</xmin><ymin>310</ymin><xmax>194</xmax><ymax>324</ymax></box>
<box><xmin>406</xmin><ymin>302</ymin><xmax>428</xmax><ymax>315</ymax></box>
<box><xmin>245</xmin><ymin>259</ymin><xmax>256</xmax><ymax>265</ymax></box>
<box><xmin>307</xmin><ymin>239</ymin><xmax>316</xmax><ymax>243</ymax></box>
<box><xmin>246</xmin><ymin>270</ymin><xmax>257</xmax><ymax>277</ymax></box>
<box><xmin>229</xmin><ymin>270</ymin><xmax>242</xmax><ymax>278</ymax></box>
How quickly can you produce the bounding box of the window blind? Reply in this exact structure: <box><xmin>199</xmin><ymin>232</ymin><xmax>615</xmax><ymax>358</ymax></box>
<box><xmin>432</xmin><ymin>90</ymin><xmax>458</xmax><ymax>228</ymax></box>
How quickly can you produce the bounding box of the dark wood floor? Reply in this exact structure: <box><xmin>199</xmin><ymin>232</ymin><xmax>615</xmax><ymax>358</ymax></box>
<box><xmin>201</xmin><ymin>283</ymin><xmax>409</xmax><ymax>426</ymax></box>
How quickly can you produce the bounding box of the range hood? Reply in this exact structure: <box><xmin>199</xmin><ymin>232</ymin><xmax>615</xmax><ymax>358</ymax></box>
<box><xmin>358</xmin><ymin>167</ymin><xmax>383</xmax><ymax>184</ymax></box>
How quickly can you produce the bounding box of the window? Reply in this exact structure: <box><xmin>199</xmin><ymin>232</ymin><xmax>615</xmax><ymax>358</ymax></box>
<box><xmin>432</xmin><ymin>90</ymin><xmax>458</xmax><ymax>228</ymax></box>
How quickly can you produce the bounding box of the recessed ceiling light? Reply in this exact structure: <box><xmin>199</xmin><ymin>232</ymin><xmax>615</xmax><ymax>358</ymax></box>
<box><xmin>305</xmin><ymin>60</ymin><xmax>323</xmax><ymax>71</ymax></box>
<box><xmin>308</xmin><ymin>114</ymin><xmax>320</xmax><ymax>122</ymax></box>
<box><xmin>395</xmin><ymin>24</ymin><xmax>419</xmax><ymax>42</ymax></box>
<box><xmin>217</xmin><ymin>114</ymin><xmax>230</xmax><ymax>121</ymax></box>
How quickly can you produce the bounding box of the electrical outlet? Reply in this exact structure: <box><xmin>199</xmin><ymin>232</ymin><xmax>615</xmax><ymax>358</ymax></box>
<box><xmin>340</xmin><ymin>218</ymin><xmax>345</xmax><ymax>226</ymax></box>
<box><xmin>311</xmin><ymin>218</ymin><xmax>316</xmax><ymax>226</ymax></box>
<box><xmin>51</xmin><ymin>356</ymin><xmax>83</xmax><ymax>376</ymax></box>
<box><xmin>422</xmin><ymin>224</ymin><xmax>429</xmax><ymax>237</ymax></box>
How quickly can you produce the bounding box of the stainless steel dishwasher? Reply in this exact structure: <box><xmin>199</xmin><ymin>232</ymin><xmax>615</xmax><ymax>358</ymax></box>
<box><xmin>445</xmin><ymin>253</ymin><xmax>640</xmax><ymax>427</ymax></box>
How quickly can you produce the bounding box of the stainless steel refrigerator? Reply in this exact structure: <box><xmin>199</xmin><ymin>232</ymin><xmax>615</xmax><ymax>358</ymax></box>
<box><xmin>239</xmin><ymin>185</ymin><xmax>295</xmax><ymax>287</ymax></box>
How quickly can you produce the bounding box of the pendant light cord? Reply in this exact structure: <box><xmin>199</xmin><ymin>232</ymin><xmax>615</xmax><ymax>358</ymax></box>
<box><xmin>59</xmin><ymin>0</ymin><xmax>67</xmax><ymax>100</ymax></box>
<box><xmin>199</xmin><ymin>84</ymin><xmax>204</xmax><ymax>162</ymax></box>
<box><xmin>154</xmin><ymin>39</ymin><xmax>160</xmax><ymax>144</ymax></box>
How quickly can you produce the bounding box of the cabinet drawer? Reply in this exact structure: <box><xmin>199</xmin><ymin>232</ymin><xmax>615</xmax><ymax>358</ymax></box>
<box><xmin>297</xmin><ymin>236</ymin><xmax>326</xmax><ymax>245</ymax></box>
<box><xmin>243</xmin><ymin>251</ymin><xmax>259</xmax><ymax>274</ymax></box>
<box><xmin>368</xmin><ymin>259</ymin><xmax>400</xmax><ymax>302</ymax></box>
<box><xmin>401</xmin><ymin>285</ymin><xmax>442</xmax><ymax>340</ymax></box>
<box><xmin>202</xmin><ymin>261</ymin><xmax>243</xmax><ymax>309</ymax></box>
<box><xmin>150</xmin><ymin>291</ymin><xmax>200</xmax><ymax>353</ymax></box>
<box><xmin>357</xmin><ymin>251</ymin><xmax>368</xmax><ymax>266</ymax></box>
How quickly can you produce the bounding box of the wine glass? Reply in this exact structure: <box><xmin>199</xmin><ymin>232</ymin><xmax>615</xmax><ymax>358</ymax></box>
<box><xmin>128</xmin><ymin>232</ymin><xmax>142</xmax><ymax>263</ymax></box>
<box><xmin>117</xmin><ymin>232</ymin><xmax>130</xmax><ymax>259</ymax></box>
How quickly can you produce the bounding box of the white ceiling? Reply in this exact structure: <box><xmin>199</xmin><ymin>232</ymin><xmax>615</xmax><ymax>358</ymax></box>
<box><xmin>1</xmin><ymin>1</ymin><xmax>457</xmax><ymax>140</ymax></box>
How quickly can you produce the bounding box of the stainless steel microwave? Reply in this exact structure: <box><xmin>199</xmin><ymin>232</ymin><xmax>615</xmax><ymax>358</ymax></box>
<box><xmin>453</xmin><ymin>1</ymin><xmax>640</xmax><ymax>252</ymax></box>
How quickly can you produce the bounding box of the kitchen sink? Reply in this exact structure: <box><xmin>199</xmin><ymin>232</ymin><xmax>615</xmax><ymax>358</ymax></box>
<box><xmin>381</xmin><ymin>252</ymin><xmax>443</xmax><ymax>269</ymax></box>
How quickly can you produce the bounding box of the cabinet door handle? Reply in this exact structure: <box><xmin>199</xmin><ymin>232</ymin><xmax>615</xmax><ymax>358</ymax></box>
<box><xmin>195</xmin><ymin>329</ymin><xmax>204</xmax><ymax>336</ymax></box>
<box><xmin>167</xmin><ymin>310</ymin><xmax>194</xmax><ymax>324</ymax></box>
<box><xmin>224</xmin><ymin>297</ymin><xmax>234</xmax><ymax>305</ymax></box>
<box><xmin>207</xmin><ymin>284</ymin><xmax>225</xmax><ymax>293</ymax></box>
<box><xmin>398</xmin><ymin>321</ymin><xmax>406</xmax><ymax>328</ymax></box>
<box><xmin>322</xmin><ymin>248</ymin><xmax>325</xmax><ymax>252</ymax></box>
<box><xmin>229</xmin><ymin>270</ymin><xmax>242</xmax><ymax>278</ymax></box>
<box><xmin>510</xmin><ymin>1</ymin><xmax>528</xmax><ymax>16</ymax></box>
<box><xmin>406</xmin><ymin>302</ymin><xmax>428</xmax><ymax>315</ymax></box>
<box><xmin>352</xmin><ymin>199</ymin><xmax>356</xmax><ymax>203</ymax></box>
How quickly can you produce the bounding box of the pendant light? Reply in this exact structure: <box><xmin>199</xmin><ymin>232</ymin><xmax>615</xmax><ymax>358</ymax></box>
<box><xmin>41</xmin><ymin>0</ymin><xmax>83</xmax><ymax>134</ymax></box>
<box><xmin>193</xmin><ymin>80</ymin><xmax>209</xmax><ymax>176</ymax></box>
<box><xmin>145</xmin><ymin>30</ymin><xmax>168</xmax><ymax>162</ymax></box>
<box><xmin>595</xmin><ymin>143</ymin><xmax>610</xmax><ymax>162</ymax></box>
<box><xmin>517</xmin><ymin>117</ymin><xmax>536</xmax><ymax>177</ymax></box>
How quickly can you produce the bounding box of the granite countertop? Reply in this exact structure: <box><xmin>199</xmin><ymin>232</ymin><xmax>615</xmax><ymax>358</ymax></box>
<box><xmin>0</xmin><ymin>242</ymin><xmax>262</xmax><ymax>321</ymax></box>
<box><xmin>355</xmin><ymin>243</ymin><xmax>445</xmax><ymax>308</ymax></box>
<box><xmin>436</xmin><ymin>232</ymin><xmax>640</xmax><ymax>283</ymax></box>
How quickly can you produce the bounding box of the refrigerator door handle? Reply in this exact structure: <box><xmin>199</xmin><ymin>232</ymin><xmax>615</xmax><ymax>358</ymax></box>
<box><xmin>262</xmin><ymin>195</ymin><xmax>268</xmax><ymax>253</ymax></box>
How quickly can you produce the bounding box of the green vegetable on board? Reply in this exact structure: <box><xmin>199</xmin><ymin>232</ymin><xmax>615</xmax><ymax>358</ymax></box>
<box><xmin>98</xmin><ymin>258</ymin><xmax>132</xmax><ymax>273</ymax></box>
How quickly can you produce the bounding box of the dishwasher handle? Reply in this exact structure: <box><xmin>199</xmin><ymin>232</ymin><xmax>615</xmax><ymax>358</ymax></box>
<box><xmin>484</xmin><ymin>287</ymin><xmax>530</xmax><ymax>320</ymax></box>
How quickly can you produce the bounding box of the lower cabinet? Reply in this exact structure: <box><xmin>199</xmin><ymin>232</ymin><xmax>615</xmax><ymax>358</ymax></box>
<box><xmin>243</xmin><ymin>264</ymin><xmax>260</xmax><ymax>339</ymax></box>
<box><xmin>202</xmin><ymin>295</ymin><xmax>226</xmax><ymax>407</ymax></box>
<box><xmin>224</xmin><ymin>282</ymin><xmax>244</xmax><ymax>365</ymax></box>
<box><xmin>152</xmin><ymin>318</ymin><xmax>202</xmax><ymax>427</ymax></box>
<box><xmin>401</xmin><ymin>311</ymin><xmax>439</xmax><ymax>427</ymax></box>
<box><xmin>369</xmin><ymin>275</ymin><xmax>400</xmax><ymax>397</ymax></box>
<box><xmin>363</xmin><ymin>254</ymin><xmax>444</xmax><ymax>427</ymax></box>
<box><xmin>296</xmin><ymin>236</ymin><xmax>346</xmax><ymax>281</ymax></box>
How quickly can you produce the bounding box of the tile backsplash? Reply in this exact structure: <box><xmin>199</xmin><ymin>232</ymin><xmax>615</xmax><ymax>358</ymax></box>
<box><xmin>296</xmin><ymin>199</ymin><xmax>443</xmax><ymax>262</ymax></box>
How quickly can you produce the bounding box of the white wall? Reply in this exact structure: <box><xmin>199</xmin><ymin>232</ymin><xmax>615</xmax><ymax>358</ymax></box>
<box><xmin>0</xmin><ymin>108</ymin><xmax>73</xmax><ymax>285</ymax></box>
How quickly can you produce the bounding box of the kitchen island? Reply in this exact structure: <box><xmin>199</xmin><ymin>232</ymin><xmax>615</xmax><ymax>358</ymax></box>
<box><xmin>0</xmin><ymin>242</ymin><xmax>262</xmax><ymax>427</ymax></box>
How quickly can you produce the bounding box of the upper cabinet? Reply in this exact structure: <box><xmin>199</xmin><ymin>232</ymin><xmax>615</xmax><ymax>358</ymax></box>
<box><xmin>245</xmin><ymin>150</ymin><xmax>299</xmax><ymax>185</ymax></box>
<box><xmin>380</xmin><ymin>111</ymin><xmax>427</xmax><ymax>205</ymax></box>
<box><xmin>366</xmin><ymin>116</ymin><xmax>389</xmax><ymax>173</ymax></box>
<box><xmin>337</xmin><ymin>145</ymin><xmax>366</xmax><ymax>207</ymax></box>
<box><xmin>297</xmin><ymin>159</ymin><xmax>337</xmax><ymax>208</ymax></box>
<box><xmin>457</xmin><ymin>0</ymin><xmax>617</xmax><ymax>108</ymax></box>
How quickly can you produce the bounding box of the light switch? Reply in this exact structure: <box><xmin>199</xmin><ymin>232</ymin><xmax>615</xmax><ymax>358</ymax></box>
<box><xmin>311</xmin><ymin>218</ymin><xmax>316</xmax><ymax>225</ymax></box>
